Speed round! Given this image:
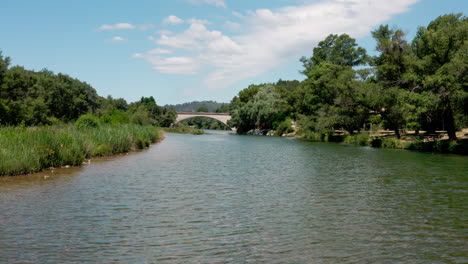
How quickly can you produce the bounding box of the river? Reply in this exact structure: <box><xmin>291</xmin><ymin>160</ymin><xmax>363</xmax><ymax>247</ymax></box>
<box><xmin>1</xmin><ymin>132</ymin><xmax>467</xmax><ymax>263</ymax></box>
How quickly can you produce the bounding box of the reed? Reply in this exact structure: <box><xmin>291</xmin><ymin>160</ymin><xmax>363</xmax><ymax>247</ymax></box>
<box><xmin>162</xmin><ymin>127</ymin><xmax>205</xmax><ymax>135</ymax></box>
<box><xmin>0</xmin><ymin>124</ymin><xmax>162</xmax><ymax>176</ymax></box>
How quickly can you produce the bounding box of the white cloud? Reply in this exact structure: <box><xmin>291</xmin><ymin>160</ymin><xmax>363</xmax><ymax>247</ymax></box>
<box><xmin>110</xmin><ymin>36</ymin><xmax>127</xmax><ymax>42</ymax></box>
<box><xmin>184</xmin><ymin>0</ymin><xmax>226</xmax><ymax>8</ymax></box>
<box><xmin>138</xmin><ymin>24</ymin><xmax>155</xmax><ymax>31</ymax></box>
<box><xmin>157</xmin><ymin>30</ymin><xmax>173</xmax><ymax>36</ymax></box>
<box><xmin>148</xmin><ymin>48</ymin><xmax>172</xmax><ymax>54</ymax></box>
<box><xmin>163</xmin><ymin>15</ymin><xmax>184</xmax><ymax>25</ymax></box>
<box><xmin>154</xmin><ymin>23</ymin><xmax>238</xmax><ymax>51</ymax></box>
<box><xmin>223</xmin><ymin>21</ymin><xmax>242</xmax><ymax>31</ymax></box>
<box><xmin>136</xmin><ymin>0</ymin><xmax>421</xmax><ymax>89</ymax></box>
<box><xmin>134</xmin><ymin>54</ymin><xmax>199</xmax><ymax>74</ymax></box>
<box><xmin>97</xmin><ymin>23</ymin><xmax>135</xmax><ymax>31</ymax></box>
<box><xmin>187</xmin><ymin>18</ymin><xmax>210</xmax><ymax>25</ymax></box>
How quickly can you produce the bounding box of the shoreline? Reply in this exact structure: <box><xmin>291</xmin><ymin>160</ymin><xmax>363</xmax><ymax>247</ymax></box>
<box><xmin>0</xmin><ymin>131</ymin><xmax>166</xmax><ymax>178</ymax></box>
<box><xmin>0</xmin><ymin>125</ymin><xmax>164</xmax><ymax>177</ymax></box>
<box><xmin>294</xmin><ymin>132</ymin><xmax>468</xmax><ymax>156</ymax></box>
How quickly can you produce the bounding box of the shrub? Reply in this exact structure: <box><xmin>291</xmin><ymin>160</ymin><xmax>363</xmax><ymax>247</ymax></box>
<box><xmin>370</xmin><ymin>138</ymin><xmax>382</xmax><ymax>148</ymax></box>
<box><xmin>381</xmin><ymin>138</ymin><xmax>399</xmax><ymax>149</ymax></box>
<box><xmin>344</xmin><ymin>133</ymin><xmax>370</xmax><ymax>146</ymax></box>
<box><xmin>275</xmin><ymin>119</ymin><xmax>294</xmax><ymax>136</ymax></box>
<box><xmin>76</xmin><ymin>114</ymin><xmax>100</xmax><ymax>129</ymax></box>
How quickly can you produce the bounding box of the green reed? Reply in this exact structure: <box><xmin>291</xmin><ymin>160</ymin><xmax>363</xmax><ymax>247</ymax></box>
<box><xmin>0</xmin><ymin>124</ymin><xmax>161</xmax><ymax>176</ymax></box>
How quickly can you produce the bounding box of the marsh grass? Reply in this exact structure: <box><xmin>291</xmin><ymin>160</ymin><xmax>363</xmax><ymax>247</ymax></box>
<box><xmin>162</xmin><ymin>127</ymin><xmax>205</xmax><ymax>135</ymax></box>
<box><xmin>0</xmin><ymin>125</ymin><xmax>161</xmax><ymax>176</ymax></box>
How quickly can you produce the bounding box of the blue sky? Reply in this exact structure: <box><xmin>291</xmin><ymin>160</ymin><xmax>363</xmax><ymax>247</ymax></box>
<box><xmin>1</xmin><ymin>0</ymin><xmax>466</xmax><ymax>104</ymax></box>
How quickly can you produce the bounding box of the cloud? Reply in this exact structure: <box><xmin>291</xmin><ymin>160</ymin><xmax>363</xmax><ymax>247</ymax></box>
<box><xmin>157</xmin><ymin>30</ymin><xmax>173</xmax><ymax>36</ymax></box>
<box><xmin>148</xmin><ymin>48</ymin><xmax>172</xmax><ymax>54</ymax></box>
<box><xmin>97</xmin><ymin>23</ymin><xmax>135</xmax><ymax>31</ymax></box>
<box><xmin>154</xmin><ymin>22</ymin><xmax>240</xmax><ymax>52</ymax></box>
<box><xmin>134</xmin><ymin>54</ymin><xmax>199</xmax><ymax>74</ymax></box>
<box><xmin>138</xmin><ymin>24</ymin><xmax>155</xmax><ymax>31</ymax></box>
<box><xmin>184</xmin><ymin>0</ymin><xmax>226</xmax><ymax>8</ymax></box>
<box><xmin>187</xmin><ymin>18</ymin><xmax>210</xmax><ymax>25</ymax></box>
<box><xmin>136</xmin><ymin>0</ymin><xmax>421</xmax><ymax>89</ymax></box>
<box><xmin>110</xmin><ymin>36</ymin><xmax>127</xmax><ymax>42</ymax></box>
<box><xmin>223</xmin><ymin>21</ymin><xmax>242</xmax><ymax>31</ymax></box>
<box><xmin>163</xmin><ymin>15</ymin><xmax>184</xmax><ymax>25</ymax></box>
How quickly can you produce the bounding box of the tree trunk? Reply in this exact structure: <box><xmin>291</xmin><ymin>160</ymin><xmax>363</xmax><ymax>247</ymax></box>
<box><xmin>394</xmin><ymin>128</ymin><xmax>401</xmax><ymax>139</ymax></box>
<box><xmin>445</xmin><ymin>103</ymin><xmax>457</xmax><ymax>141</ymax></box>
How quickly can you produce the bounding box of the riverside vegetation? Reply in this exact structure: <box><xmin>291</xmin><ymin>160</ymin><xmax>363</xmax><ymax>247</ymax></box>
<box><xmin>0</xmin><ymin>123</ymin><xmax>162</xmax><ymax>176</ymax></box>
<box><xmin>1</xmin><ymin>13</ymin><xmax>467</xmax><ymax>177</ymax></box>
<box><xmin>226</xmin><ymin>13</ymin><xmax>468</xmax><ymax>155</ymax></box>
<box><xmin>0</xmin><ymin>50</ymin><xmax>177</xmax><ymax>176</ymax></box>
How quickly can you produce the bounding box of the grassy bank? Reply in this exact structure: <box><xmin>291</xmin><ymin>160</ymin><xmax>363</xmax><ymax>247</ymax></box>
<box><xmin>298</xmin><ymin>131</ymin><xmax>468</xmax><ymax>155</ymax></box>
<box><xmin>162</xmin><ymin>127</ymin><xmax>205</xmax><ymax>135</ymax></box>
<box><xmin>0</xmin><ymin>124</ymin><xmax>162</xmax><ymax>176</ymax></box>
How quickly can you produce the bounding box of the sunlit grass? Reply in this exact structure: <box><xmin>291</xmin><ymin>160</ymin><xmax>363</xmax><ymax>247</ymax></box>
<box><xmin>0</xmin><ymin>125</ymin><xmax>162</xmax><ymax>176</ymax></box>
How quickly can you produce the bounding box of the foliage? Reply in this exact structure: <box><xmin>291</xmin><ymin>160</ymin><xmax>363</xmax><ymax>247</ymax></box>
<box><xmin>75</xmin><ymin>114</ymin><xmax>100</xmax><ymax>129</ymax></box>
<box><xmin>196</xmin><ymin>106</ymin><xmax>209</xmax><ymax>112</ymax></box>
<box><xmin>178</xmin><ymin>116</ymin><xmax>230</xmax><ymax>130</ymax></box>
<box><xmin>228</xmin><ymin>14</ymin><xmax>467</xmax><ymax>149</ymax></box>
<box><xmin>0</xmin><ymin>125</ymin><xmax>161</xmax><ymax>176</ymax></box>
<box><xmin>343</xmin><ymin>133</ymin><xmax>370</xmax><ymax>146</ymax></box>
<box><xmin>0</xmin><ymin>52</ymin><xmax>176</xmax><ymax>128</ymax></box>
<box><xmin>229</xmin><ymin>84</ymin><xmax>287</xmax><ymax>133</ymax></box>
<box><xmin>275</xmin><ymin>118</ymin><xmax>294</xmax><ymax>136</ymax></box>
<box><xmin>165</xmin><ymin>101</ymin><xmax>228</xmax><ymax>112</ymax></box>
<box><xmin>162</xmin><ymin>126</ymin><xmax>205</xmax><ymax>135</ymax></box>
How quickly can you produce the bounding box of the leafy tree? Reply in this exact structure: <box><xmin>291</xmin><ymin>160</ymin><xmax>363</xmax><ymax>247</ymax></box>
<box><xmin>296</xmin><ymin>34</ymin><xmax>369</xmax><ymax>134</ymax></box>
<box><xmin>196</xmin><ymin>106</ymin><xmax>209</xmax><ymax>112</ymax></box>
<box><xmin>300</xmin><ymin>34</ymin><xmax>367</xmax><ymax>74</ymax></box>
<box><xmin>370</xmin><ymin>25</ymin><xmax>416</xmax><ymax>137</ymax></box>
<box><xmin>229</xmin><ymin>84</ymin><xmax>286</xmax><ymax>133</ymax></box>
<box><xmin>215</xmin><ymin>103</ymin><xmax>231</xmax><ymax>113</ymax></box>
<box><xmin>0</xmin><ymin>51</ymin><xmax>10</xmax><ymax>87</ymax></box>
<box><xmin>412</xmin><ymin>13</ymin><xmax>468</xmax><ymax>140</ymax></box>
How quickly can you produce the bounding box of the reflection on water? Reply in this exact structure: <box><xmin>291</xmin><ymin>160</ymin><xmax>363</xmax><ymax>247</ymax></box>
<box><xmin>1</xmin><ymin>133</ymin><xmax>467</xmax><ymax>263</ymax></box>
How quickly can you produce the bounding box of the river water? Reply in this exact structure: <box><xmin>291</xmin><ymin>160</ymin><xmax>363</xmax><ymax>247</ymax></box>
<box><xmin>1</xmin><ymin>132</ymin><xmax>467</xmax><ymax>263</ymax></box>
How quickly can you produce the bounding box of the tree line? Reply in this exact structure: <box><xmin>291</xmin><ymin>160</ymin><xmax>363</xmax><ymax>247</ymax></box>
<box><xmin>0</xmin><ymin>53</ymin><xmax>176</xmax><ymax>127</ymax></box>
<box><xmin>228</xmin><ymin>14</ymin><xmax>468</xmax><ymax>141</ymax></box>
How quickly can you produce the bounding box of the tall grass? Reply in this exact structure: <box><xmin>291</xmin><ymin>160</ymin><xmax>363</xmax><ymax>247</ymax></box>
<box><xmin>162</xmin><ymin>127</ymin><xmax>205</xmax><ymax>135</ymax></box>
<box><xmin>0</xmin><ymin>124</ymin><xmax>162</xmax><ymax>176</ymax></box>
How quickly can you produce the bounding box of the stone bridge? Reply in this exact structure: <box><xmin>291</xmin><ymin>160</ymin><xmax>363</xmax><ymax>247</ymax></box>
<box><xmin>175</xmin><ymin>112</ymin><xmax>234</xmax><ymax>130</ymax></box>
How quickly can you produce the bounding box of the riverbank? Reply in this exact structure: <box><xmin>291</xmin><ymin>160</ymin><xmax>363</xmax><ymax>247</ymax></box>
<box><xmin>296</xmin><ymin>130</ymin><xmax>468</xmax><ymax>155</ymax></box>
<box><xmin>0</xmin><ymin>125</ymin><xmax>163</xmax><ymax>176</ymax></box>
<box><xmin>162</xmin><ymin>127</ymin><xmax>205</xmax><ymax>135</ymax></box>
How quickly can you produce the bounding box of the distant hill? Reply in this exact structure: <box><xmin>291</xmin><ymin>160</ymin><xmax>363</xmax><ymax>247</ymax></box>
<box><xmin>165</xmin><ymin>101</ymin><xmax>229</xmax><ymax>112</ymax></box>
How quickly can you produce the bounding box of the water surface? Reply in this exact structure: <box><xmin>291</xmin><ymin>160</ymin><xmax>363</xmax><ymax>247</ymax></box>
<box><xmin>1</xmin><ymin>132</ymin><xmax>467</xmax><ymax>263</ymax></box>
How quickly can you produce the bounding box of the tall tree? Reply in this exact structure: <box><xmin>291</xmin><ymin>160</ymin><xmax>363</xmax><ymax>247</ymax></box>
<box><xmin>297</xmin><ymin>34</ymin><xmax>369</xmax><ymax>134</ymax></box>
<box><xmin>412</xmin><ymin>13</ymin><xmax>468</xmax><ymax>140</ymax></box>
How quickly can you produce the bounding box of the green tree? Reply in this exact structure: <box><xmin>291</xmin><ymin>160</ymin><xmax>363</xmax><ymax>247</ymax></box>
<box><xmin>196</xmin><ymin>106</ymin><xmax>209</xmax><ymax>112</ymax></box>
<box><xmin>412</xmin><ymin>13</ymin><xmax>468</xmax><ymax>140</ymax></box>
<box><xmin>297</xmin><ymin>34</ymin><xmax>369</xmax><ymax>134</ymax></box>
<box><xmin>229</xmin><ymin>84</ymin><xmax>286</xmax><ymax>133</ymax></box>
<box><xmin>300</xmin><ymin>34</ymin><xmax>367</xmax><ymax>74</ymax></box>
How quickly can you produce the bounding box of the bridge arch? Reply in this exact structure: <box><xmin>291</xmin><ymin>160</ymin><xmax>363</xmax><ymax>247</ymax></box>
<box><xmin>175</xmin><ymin>112</ymin><xmax>234</xmax><ymax>130</ymax></box>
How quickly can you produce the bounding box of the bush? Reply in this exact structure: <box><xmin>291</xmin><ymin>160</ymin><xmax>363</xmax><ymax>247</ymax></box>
<box><xmin>275</xmin><ymin>119</ymin><xmax>294</xmax><ymax>136</ymax></box>
<box><xmin>370</xmin><ymin>138</ymin><xmax>382</xmax><ymax>148</ymax></box>
<box><xmin>381</xmin><ymin>138</ymin><xmax>400</xmax><ymax>149</ymax></box>
<box><xmin>301</xmin><ymin>131</ymin><xmax>324</xmax><ymax>141</ymax></box>
<box><xmin>344</xmin><ymin>133</ymin><xmax>370</xmax><ymax>146</ymax></box>
<box><xmin>76</xmin><ymin>114</ymin><xmax>100</xmax><ymax>129</ymax></box>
